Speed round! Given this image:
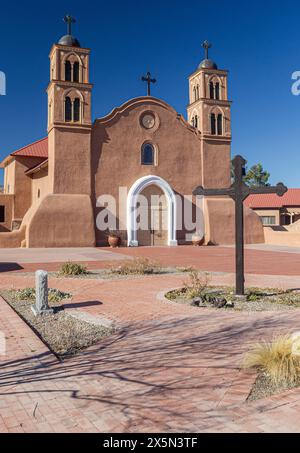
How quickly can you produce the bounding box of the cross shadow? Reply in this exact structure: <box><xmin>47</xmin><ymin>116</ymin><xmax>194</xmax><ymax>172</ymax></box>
<box><xmin>0</xmin><ymin>263</ymin><xmax>24</xmax><ymax>273</ymax></box>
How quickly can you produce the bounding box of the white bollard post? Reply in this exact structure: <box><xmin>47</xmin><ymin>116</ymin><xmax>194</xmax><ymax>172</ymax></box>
<box><xmin>31</xmin><ymin>270</ymin><xmax>53</xmax><ymax>316</ymax></box>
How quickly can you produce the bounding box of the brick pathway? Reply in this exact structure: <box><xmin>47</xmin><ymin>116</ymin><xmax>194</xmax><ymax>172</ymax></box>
<box><xmin>1</xmin><ymin>244</ymin><xmax>300</xmax><ymax>276</ymax></box>
<box><xmin>2</xmin><ymin>267</ymin><xmax>300</xmax><ymax>432</ymax></box>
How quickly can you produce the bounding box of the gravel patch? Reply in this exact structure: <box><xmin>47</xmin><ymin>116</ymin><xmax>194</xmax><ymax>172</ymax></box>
<box><xmin>1</xmin><ymin>290</ymin><xmax>113</xmax><ymax>359</ymax></box>
<box><xmin>247</xmin><ymin>373</ymin><xmax>300</xmax><ymax>401</ymax></box>
<box><xmin>165</xmin><ymin>287</ymin><xmax>300</xmax><ymax>312</ymax></box>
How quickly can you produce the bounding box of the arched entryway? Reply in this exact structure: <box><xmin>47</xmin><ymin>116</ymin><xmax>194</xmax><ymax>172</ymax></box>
<box><xmin>127</xmin><ymin>175</ymin><xmax>177</xmax><ymax>246</ymax></box>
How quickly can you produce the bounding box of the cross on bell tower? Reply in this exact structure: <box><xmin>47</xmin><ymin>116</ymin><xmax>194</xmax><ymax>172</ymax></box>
<box><xmin>141</xmin><ymin>71</ymin><xmax>156</xmax><ymax>96</ymax></box>
<box><xmin>64</xmin><ymin>15</ymin><xmax>76</xmax><ymax>35</ymax></box>
<box><xmin>202</xmin><ymin>40</ymin><xmax>212</xmax><ymax>59</ymax></box>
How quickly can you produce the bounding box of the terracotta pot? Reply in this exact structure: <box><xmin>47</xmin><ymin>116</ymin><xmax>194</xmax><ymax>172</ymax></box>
<box><xmin>192</xmin><ymin>234</ymin><xmax>204</xmax><ymax>246</ymax></box>
<box><xmin>108</xmin><ymin>235</ymin><xmax>120</xmax><ymax>248</ymax></box>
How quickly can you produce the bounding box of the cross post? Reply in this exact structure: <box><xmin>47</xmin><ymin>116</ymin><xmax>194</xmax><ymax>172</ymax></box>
<box><xmin>141</xmin><ymin>71</ymin><xmax>156</xmax><ymax>96</ymax></box>
<box><xmin>193</xmin><ymin>155</ymin><xmax>287</xmax><ymax>295</ymax></box>
<box><xmin>64</xmin><ymin>15</ymin><xmax>76</xmax><ymax>35</ymax></box>
<box><xmin>202</xmin><ymin>40</ymin><xmax>212</xmax><ymax>60</ymax></box>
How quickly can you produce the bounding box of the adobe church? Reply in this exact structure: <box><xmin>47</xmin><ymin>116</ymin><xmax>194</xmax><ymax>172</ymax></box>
<box><xmin>0</xmin><ymin>17</ymin><xmax>263</xmax><ymax>248</ymax></box>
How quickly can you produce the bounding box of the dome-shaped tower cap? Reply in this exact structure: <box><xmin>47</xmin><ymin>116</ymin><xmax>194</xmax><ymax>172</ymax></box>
<box><xmin>57</xmin><ymin>15</ymin><xmax>81</xmax><ymax>47</ymax></box>
<box><xmin>198</xmin><ymin>40</ymin><xmax>218</xmax><ymax>70</ymax></box>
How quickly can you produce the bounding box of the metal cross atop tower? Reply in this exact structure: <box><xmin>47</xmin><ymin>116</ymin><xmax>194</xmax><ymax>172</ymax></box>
<box><xmin>193</xmin><ymin>155</ymin><xmax>288</xmax><ymax>295</ymax></box>
<box><xmin>202</xmin><ymin>40</ymin><xmax>212</xmax><ymax>59</ymax></box>
<box><xmin>141</xmin><ymin>72</ymin><xmax>156</xmax><ymax>96</ymax></box>
<box><xmin>64</xmin><ymin>15</ymin><xmax>76</xmax><ymax>35</ymax></box>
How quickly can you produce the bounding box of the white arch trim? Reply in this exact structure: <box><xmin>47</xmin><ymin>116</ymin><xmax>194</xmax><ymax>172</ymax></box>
<box><xmin>127</xmin><ymin>175</ymin><xmax>178</xmax><ymax>247</ymax></box>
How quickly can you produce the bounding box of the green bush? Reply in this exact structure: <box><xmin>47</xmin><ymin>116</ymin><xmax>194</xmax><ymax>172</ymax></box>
<box><xmin>59</xmin><ymin>261</ymin><xmax>88</xmax><ymax>276</ymax></box>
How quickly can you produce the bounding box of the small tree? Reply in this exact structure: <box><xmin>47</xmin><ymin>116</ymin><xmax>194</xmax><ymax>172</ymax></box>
<box><xmin>244</xmin><ymin>163</ymin><xmax>270</xmax><ymax>187</ymax></box>
<box><xmin>231</xmin><ymin>160</ymin><xmax>270</xmax><ymax>187</ymax></box>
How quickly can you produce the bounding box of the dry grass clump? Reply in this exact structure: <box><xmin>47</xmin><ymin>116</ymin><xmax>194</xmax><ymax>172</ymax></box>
<box><xmin>110</xmin><ymin>257</ymin><xmax>162</xmax><ymax>275</ymax></box>
<box><xmin>183</xmin><ymin>269</ymin><xmax>211</xmax><ymax>299</ymax></box>
<box><xmin>59</xmin><ymin>261</ymin><xmax>88</xmax><ymax>276</ymax></box>
<box><xmin>243</xmin><ymin>335</ymin><xmax>300</xmax><ymax>386</ymax></box>
<box><xmin>14</xmin><ymin>287</ymin><xmax>71</xmax><ymax>303</ymax></box>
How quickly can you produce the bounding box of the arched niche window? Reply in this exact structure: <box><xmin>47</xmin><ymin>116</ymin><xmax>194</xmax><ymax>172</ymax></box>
<box><xmin>193</xmin><ymin>86</ymin><xmax>196</xmax><ymax>102</ymax></box>
<box><xmin>194</xmin><ymin>115</ymin><xmax>198</xmax><ymax>128</ymax></box>
<box><xmin>64</xmin><ymin>96</ymin><xmax>81</xmax><ymax>122</ymax></box>
<box><xmin>209</xmin><ymin>82</ymin><xmax>214</xmax><ymax>99</ymax></box>
<box><xmin>65</xmin><ymin>61</ymin><xmax>72</xmax><ymax>82</ymax></box>
<box><xmin>210</xmin><ymin>113</ymin><xmax>216</xmax><ymax>135</ymax></box>
<box><xmin>73</xmin><ymin>98</ymin><xmax>80</xmax><ymax>122</ymax></box>
<box><xmin>73</xmin><ymin>62</ymin><xmax>79</xmax><ymax>83</ymax></box>
<box><xmin>215</xmin><ymin>82</ymin><xmax>220</xmax><ymax>100</ymax></box>
<box><xmin>217</xmin><ymin>114</ymin><xmax>223</xmax><ymax>135</ymax></box>
<box><xmin>65</xmin><ymin>96</ymin><xmax>72</xmax><ymax>121</ymax></box>
<box><xmin>141</xmin><ymin>143</ymin><xmax>155</xmax><ymax>165</ymax></box>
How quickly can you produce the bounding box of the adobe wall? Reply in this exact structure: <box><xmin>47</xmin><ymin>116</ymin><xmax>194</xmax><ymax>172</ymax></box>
<box><xmin>13</xmin><ymin>157</ymin><xmax>46</xmax><ymax>220</ymax></box>
<box><xmin>264</xmin><ymin>227</ymin><xmax>300</xmax><ymax>246</ymax></box>
<box><xmin>204</xmin><ymin>197</ymin><xmax>265</xmax><ymax>244</ymax></box>
<box><xmin>25</xmin><ymin>194</ymin><xmax>95</xmax><ymax>247</ymax></box>
<box><xmin>92</xmin><ymin>98</ymin><xmax>205</xmax><ymax>245</ymax></box>
<box><xmin>0</xmin><ymin>194</ymin><xmax>14</xmax><ymax>231</ymax></box>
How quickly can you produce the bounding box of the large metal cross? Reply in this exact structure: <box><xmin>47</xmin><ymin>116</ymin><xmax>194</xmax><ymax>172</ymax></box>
<box><xmin>141</xmin><ymin>72</ymin><xmax>156</xmax><ymax>96</ymax></box>
<box><xmin>64</xmin><ymin>15</ymin><xmax>76</xmax><ymax>35</ymax></box>
<box><xmin>193</xmin><ymin>155</ymin><xmax>288</xmax><ymax>295</ymax></box>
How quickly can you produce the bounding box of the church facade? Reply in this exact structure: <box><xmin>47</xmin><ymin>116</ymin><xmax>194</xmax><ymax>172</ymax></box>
<box><xmin>0</xmin><ymin>22</ymin><xmax>264</xmax><ymax>248</ymax></box>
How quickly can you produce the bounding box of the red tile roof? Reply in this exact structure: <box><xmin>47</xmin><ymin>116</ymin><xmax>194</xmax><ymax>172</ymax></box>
<box><xmin>11</xmin><ymin>137</ymin><xmax>48</xmax><ymax>158</ymax></box>
<box><xmin>244</xmin><ymin>189</ymin><xmax>300</xmax><ymax>208</ymax></box>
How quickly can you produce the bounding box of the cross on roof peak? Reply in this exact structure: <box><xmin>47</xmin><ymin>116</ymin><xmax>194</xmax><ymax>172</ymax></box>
<box><xmin>64</xmin><ymin>15</ymin><xmax>76</xmax><ymax>35</ymax></box>
<box><xmin>141</xmin><ymin>71</ymin><xmax>156</xmax><ymax>96</ymax></box>
<box><xmin>202</xmin><ymin>40</ymin><xmax>212</xmax><ymax>59</ymax></box>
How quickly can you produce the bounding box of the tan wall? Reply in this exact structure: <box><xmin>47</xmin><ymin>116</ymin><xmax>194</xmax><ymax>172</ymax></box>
<box><xmin>48</xmin><ymin>127</ymin><xmax>91</xmax><ymax>195</ymax></box>
<box><xmin>0</xmin><ymin>194</ymin><xmax>14</xmax><ymax>231</ymax></box>
<box><xmin>204</xmin><ymin>198</ymin><xmax>264</xmax><ymax>245</ymax></box>
<box><xmin>92</xmin><ymin>98</ymin><xmax>204</xmax><ymax>245</ymax></box>
<box><xmin>31</xmin><ymin>168</ymin><xmax>50</xmax><ymax>206</ymax></box>
<box><xmin>201</xmin><ymin>140</ymin><xmax>231</xmax><ymax>188</ymax></box>
<box><xmin>26</xmin><ymin>194</ymin><xmax>95</xmax><ymax>247</ymax></box>
<box><xmin>13</xmin><ymin>157</ymin><xmax>45</xmax><ymax>220</ymax></box>
<box><xmin>91</xmin><ymin>97</ymin><xmax>260</xmax><ymax>246</ymax></box>
<box><xmin>264</xmin><ymin>227</ymin><xmax>300</xmax><ymax>246</ymax></box>
<box><xmin>4</xmin><ymin>160</ymin><xmax>16</xmax><ymax>194</ymax></box>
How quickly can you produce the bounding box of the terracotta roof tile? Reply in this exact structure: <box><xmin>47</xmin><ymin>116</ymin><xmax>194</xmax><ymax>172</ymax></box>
<box><xmin>11</xmin><ymin>137</ymin><xmax>48</xmax><ymax>158</ymax></box>
<box><xmin>244</xmin><ymin>189</ymin><xmax>300</xmax><ymax>208</ymax></box>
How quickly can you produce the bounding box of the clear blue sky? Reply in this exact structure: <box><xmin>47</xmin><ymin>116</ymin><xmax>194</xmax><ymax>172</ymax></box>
<box><xmin>0</xmin><ymin>0</ymin><xmax>299</xmax><ymax>186</ymax></box>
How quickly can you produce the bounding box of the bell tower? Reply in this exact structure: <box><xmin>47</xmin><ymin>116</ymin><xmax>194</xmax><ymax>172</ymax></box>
<box><xmin>187</xmin><ymin>41</ymin><xmax>231</xmax><ymax>188</ymax></box>
<box><xmin>47</xmin><ymin>15</ymin><xmax>93</xmax><ymax>194</ymax></box>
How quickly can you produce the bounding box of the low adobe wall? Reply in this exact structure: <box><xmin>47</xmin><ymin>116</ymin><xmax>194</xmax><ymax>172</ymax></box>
<box><xmin>204</xmin><ymin>197</ymin><xmax>265</xmax><ymax>245</ymax></box>
<box><xmin>0</xmin><ymin>225</ymin><xmax>26</xmax><ymax>248</ymax></box>
<box><xmin>264</xmin><ymin>227</ymin><xmax>300</xmax><ymax>246</ymax></box>
<box><xmin>25</xmin><ymin>194</ymin><xmax>96</xmax><ymax>248</ymax></box>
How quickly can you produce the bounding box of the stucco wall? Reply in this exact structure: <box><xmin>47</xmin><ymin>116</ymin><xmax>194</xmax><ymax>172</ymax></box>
<box><xmin>26</xmin><ymin>194</ymin><xmax>95</xmax><ymax>247</ymax></box>
<box><xmin>31</xmin><ymin>168</ymin><xmax>50</xmax><ymax>206</ymax></box>
<box><xmin>0</xmin><ymin>194</ymin><xmax>14</xmax><ymax>231</ymax></box>
<box><xmin>92</xmin><ymin>98</ymin><xmax>206</xmax><ymax>245</ymax></box>
<box><xmin>204</xmin><ymin>198</ymin><xmax>265</xmax><ymax>245</ymax></box>
<box><xmin>264</xmin><ymin>227</ymin><xmax>300</xmax><ymax>246</ymax></box>
<box><xmin>4</xmin><ymin>160</ymin><xmax>16</xmax><ymax>194</ymax></box>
